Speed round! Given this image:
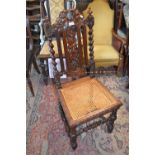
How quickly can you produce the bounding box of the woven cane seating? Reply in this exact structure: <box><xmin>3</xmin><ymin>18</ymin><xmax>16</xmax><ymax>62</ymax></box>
<box><xmin>43</xmin><ymin>9</ymin><xmax>122</xmax><ymax>150</ymax></box>
<box><xmin>60</xmin><ymin>77</ymin><xmax>121</xmax><ymax>127</ymax></box>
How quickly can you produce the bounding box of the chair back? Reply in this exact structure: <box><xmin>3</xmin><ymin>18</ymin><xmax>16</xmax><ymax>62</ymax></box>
<box><xmin>43</xmin><ymin>9</ymin><xmax>95</xmax><ymax>86</ymax></box>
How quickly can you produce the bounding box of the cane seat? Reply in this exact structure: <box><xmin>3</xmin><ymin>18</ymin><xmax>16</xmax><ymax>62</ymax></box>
<box><xmin>59</xmin><ymin>77</ymin><xmax>122</xmax><ymax>127</ymax></box>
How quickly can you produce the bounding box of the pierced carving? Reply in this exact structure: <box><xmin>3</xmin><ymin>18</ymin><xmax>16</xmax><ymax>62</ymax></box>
<box><xmin>43</xmin><ymin>9</ymin><xmax>86</xmax><ymax>78</ymax></box>
<box><xmin>43</xmin><ymin>9</ymin><xmax>95</xmax><ymax>82</ymax></box>
<box><xmin>43</xmin><ymin>17</ymin><xmax>53</xmax><ymax>39</ymax></box>
<box><xmin>66</xmin><ymin>28</ymin><xmax>79</xmax><ymax>70</ymax></box>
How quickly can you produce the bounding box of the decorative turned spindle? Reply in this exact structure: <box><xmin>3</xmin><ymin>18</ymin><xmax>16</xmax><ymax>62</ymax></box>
<box><xmin>87</xmin><ymin>8</ymin><xmax>95</xmax><ymax>77</ymax></box>
<box><xmin>48</xmin><ymin>39</ymin><xmax>61</xmax><ymax>88</ymax></box>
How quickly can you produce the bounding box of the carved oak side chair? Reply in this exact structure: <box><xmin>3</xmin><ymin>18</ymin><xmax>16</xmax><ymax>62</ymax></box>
<box><xmin>43</xmin><ymin>9</ymin><xmax>122</xmax><ymax>150</ymax></box>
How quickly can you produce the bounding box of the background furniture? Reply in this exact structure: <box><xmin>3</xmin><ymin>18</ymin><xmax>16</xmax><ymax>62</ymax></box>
<box><xmin>83</xmin><ymin>0</ymin><xmax>126</xmax><ymax>76</ymax></box>
<box><xmin>38</xmin><ymin>0</ymin><xmax>64</xmax><ymax>85</ymax></box>
<box><xmin>26</xmin><ymin>17</ymin><xmax>40</xmax><ymax>96</ymax></box>
<box><xmin>26</xmin><ymin>0</ymin><xmax>42</xmax><ymax>51</ymax></box>
<box><xmin>43</xmin><ymin>9</ymin><xmax>122</xmax><ymax>150</ymax></box>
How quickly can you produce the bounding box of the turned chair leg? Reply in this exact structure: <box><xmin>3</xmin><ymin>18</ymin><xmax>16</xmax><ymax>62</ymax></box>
<box><xmin>26</xmin><ymin>72</ymin><xmax>35</xmax><ymax>96</ymax></box>
<box><xmin>69</xmin><ymin>127</ymin><xmax>77</xmax><ymax>150</ymax></box>
<box><xmin>33</xmin><ymin>58</ymin><xmax>40</xmax><ymax>74</ymax></box>
<box><xmin>59</xmin><ymin>103</ymin><xmax>70</xmax><ymax>137</ymax></box>
<box><xmin>106</xmin><ymin>109</ymin><xmax>118</xmax><ymax>133</ymax></box>
<box><xmin>59</xmin><ymin>103</ymin><xmax>77</xmax><ymax>150</ymax></box>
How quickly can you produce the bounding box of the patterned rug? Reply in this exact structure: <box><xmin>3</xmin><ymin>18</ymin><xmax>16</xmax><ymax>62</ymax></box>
<box><xmin>26</xmin><ymin>69</ymin><xmax>129</xmax><ymax>155</ymax></box>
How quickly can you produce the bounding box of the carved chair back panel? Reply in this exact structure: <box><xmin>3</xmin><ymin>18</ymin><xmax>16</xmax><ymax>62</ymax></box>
<box><xmin>50</xmin><ymin>10</ymin><xmax>90</xmax><ymax>78</ymax></box>
<box><xmin>43</xmin><ymin>9</ymin><xmax>94</xmax><ymax>85</ymax></box>
<box><xmin>61</xmin><ymin>24</ymin><xmax>88</xmax><ymax>77</ymax></box>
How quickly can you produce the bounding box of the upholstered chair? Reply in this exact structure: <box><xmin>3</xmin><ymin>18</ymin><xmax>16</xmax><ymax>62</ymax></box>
<box><xmin>83</xmin><ymin>0</ymin><xmax>126</xmax><ymax>75</ymax></box>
